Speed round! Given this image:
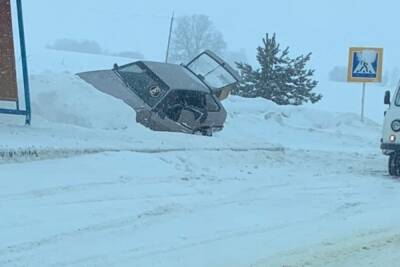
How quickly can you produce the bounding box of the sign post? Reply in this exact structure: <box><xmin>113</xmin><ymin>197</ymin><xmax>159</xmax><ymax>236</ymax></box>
<box><xmin>347</xmin><ymin>47</ymin><xmax>383</xmax><ymax>122</ymax></box>
<box><xmin>0</xmin><ymin>0</ymin><xmax>31</xmax><ymax>125</ymax></box>
<box><xmin>361</xmin><ymin>82</ymin><xmax>366</xmax><ymax>122</ymax></box>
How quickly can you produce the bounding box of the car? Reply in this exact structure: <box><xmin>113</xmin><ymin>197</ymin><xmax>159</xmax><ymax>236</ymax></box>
<box><xmin>78</xmin><ymin>50</ymin><xmax>240</xmax><ymax>136</ymax></box>
<box><xmin>381</xmin><ymin>83</ymin><xmax>400</xmax><ymax>175</ymax></box>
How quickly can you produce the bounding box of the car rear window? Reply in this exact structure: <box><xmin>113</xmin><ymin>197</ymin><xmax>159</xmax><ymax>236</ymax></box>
<box><xmin>118</xmin><ymin>64</ymin><xmax>167</xmax><ymax>107</ymax></box>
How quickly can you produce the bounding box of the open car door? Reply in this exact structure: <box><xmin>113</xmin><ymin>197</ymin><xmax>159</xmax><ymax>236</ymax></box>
<box><xmin>185</xmin><ymin>50</ymin><xmax>240</xmax><ymax>100</ymax></box>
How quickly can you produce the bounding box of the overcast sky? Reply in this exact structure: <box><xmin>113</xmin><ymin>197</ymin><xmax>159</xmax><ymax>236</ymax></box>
<box><xmin>20</xmin><ymin>0</ymin><xmax>399</xmax><ymax>69</ymax></box>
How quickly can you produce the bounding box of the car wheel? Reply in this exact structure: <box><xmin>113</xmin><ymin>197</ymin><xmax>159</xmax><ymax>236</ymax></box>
<box><xmin>202</xmin><ymin>128</ymin><xmax>213</xmax><ymax>137</ymax></box>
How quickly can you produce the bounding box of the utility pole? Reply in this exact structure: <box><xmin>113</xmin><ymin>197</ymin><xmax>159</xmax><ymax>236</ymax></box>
<box><xmin>165</xmin><ymin>12</ymin><xmax>174</xmax><ymax>63</ymax></box>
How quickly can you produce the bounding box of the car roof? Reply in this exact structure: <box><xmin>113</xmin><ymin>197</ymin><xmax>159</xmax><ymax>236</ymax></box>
<box><xmin>140</xmin><ymin>61</ymin><xmax>211</xmax><ymax>93</ymax></box>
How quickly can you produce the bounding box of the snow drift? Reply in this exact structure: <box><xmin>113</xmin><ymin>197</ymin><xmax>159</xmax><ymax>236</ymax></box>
<box><xmin>0</xmin><ymin>70</ymin><xmax>382</xmax><ymax>154</ymax></box>
<box><xmin>28</xmin><ymin>72</ymin><xmax>381</xmax><ymax>135</ymax></box>
<box><xmin>30</xmin><ymin>73</ymin><xmax>135</xmax><ymax>130</ymax></box>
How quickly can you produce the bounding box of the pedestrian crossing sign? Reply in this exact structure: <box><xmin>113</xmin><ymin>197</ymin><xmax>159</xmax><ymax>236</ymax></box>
<box><xmin>347</xmin><ymin>47</ymin><xmax>383</xmax><ymax>83</ymax></box>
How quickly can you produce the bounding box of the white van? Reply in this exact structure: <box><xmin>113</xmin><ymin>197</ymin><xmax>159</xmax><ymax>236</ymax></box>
<box><xmin>382</xmin><ymin>86</ymin><xmax>400</xmax><ymax>176</ymax></box>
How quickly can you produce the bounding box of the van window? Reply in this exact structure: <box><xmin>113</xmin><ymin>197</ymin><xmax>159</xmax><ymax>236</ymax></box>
<box><xmin>396</xmin><ymin>87</ymin><xmax>400</xmax><ymax>106</ymax></box>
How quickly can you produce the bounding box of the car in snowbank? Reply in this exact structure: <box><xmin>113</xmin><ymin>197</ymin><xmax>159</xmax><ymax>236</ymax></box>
<box><xmin>381</xmin><ymin>84</ymin><xmax>400</xmax><ymax>175</ymax></box>
<box><xmin>78</xmin><ymin>50</ymin><xmax>240</xmax><ymax>136</ymax></box>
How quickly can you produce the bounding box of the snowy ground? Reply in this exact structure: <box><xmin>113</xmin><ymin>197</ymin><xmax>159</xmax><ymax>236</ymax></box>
<box><xmin>1</xmin><ymin>51</ymin><xmax>399</xmax><ymax>267</ymax></box>
<box><xmin>1</xmin><ymin>148</ymin><xmax>399</xmax><ymax>267</ymax></box>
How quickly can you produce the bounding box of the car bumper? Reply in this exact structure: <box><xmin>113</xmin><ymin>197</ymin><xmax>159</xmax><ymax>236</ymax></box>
<box><xmin>381</xmin><ymin>143</ymin><xmax>400</xmax><ymax>154</ymax></box>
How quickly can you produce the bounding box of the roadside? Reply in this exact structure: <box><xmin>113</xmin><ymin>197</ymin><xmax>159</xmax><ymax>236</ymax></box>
<box><xmin>255</xmin><ymin>228</ymin><xmax>400</xmax><ymax>267</ymax></box>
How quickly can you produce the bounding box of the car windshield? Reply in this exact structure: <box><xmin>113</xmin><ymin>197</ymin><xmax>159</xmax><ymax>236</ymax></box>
<box><xmin>117</xmin><ymin>63</ymin><xmax>167</xmax><ymax>107</ymax></box>
<box><xmin>186</xmin><ymin>52</ymin><xmax>238</xmax><ymax>90</ymax></box>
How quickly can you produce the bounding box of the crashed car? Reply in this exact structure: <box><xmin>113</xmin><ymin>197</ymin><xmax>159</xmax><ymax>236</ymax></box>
<box><xmin>78</xmin><ymin>50</ymin><xmax>240</xmax><ymax>136</ymax></box>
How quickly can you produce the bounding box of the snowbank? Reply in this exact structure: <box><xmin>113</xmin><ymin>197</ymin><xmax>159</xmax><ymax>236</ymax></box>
<box><xmin>29</xmin><ymin>73</ymin><xmax>135</xmax><ymax>130</ymax></box>
<box><xmin>226</xmin><ymin>96</ymin><xmax>380</xmax><ymax>132</ymax></box>
<box><xmin>21</xmin><ymin>49</ymin><xmax>383</xmax><ymax>137</ymax></box>
<box><xmin>223</xmin><ymin>96</ymin><xmax>381</xmax><ymax>151</ymax></box>
<box><xmin>0</xmin><ymin>71</ymin><xmax>383</xmax><ymax>153</ymax></box>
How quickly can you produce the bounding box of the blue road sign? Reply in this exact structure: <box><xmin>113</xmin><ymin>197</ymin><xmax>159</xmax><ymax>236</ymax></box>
<box><xmin>352</xmin><ymin>51</ymin><xmax>378</xmax><ymax>78</ymax></box>
<box><xmin>348</xmin><ymin>47</ymin><xmax>383</xmax><ymax>83</ymax></box>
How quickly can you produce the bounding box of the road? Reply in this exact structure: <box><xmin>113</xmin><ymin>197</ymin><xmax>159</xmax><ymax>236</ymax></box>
<box><xmin>1</xmin><ymin>147</ymin><xmax>399</xmax><ymax>267</ymax></box>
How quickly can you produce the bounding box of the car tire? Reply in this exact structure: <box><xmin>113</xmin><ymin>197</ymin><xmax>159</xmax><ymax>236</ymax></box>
<box><xmin>202</xmin><ymin>128</ymin><xmax>213</xmax><ymax>137</ymax></box>
<box><xmin>194</xmin><ymin>128</ymin><xmax>213</xmax><ymax>137</ymax></box>
<box><xmin>389</xmin><ymin>153</ymin><xmax>400</xmax><ymax>176</ymax></box>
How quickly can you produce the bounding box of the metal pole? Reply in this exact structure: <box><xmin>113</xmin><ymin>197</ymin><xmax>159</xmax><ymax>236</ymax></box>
<box><xmin>16</xmin><ymin>0</ymin><xmax>31</xmax><ymax>125</ymax></box>
<box><xmin>165</xmin><ymin>12</ymin><xmax>174</xmax><ymax>63</ymax></box>
<box><xmin>361</xmin><ymin>82</ymin><xmax>366</xmax><ymax>122</ymax></box>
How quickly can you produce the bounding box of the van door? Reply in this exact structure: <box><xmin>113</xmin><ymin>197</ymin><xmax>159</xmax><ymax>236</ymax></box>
<box><xmin>383</xmin><ymin>83</ymin><xmax>400</xmax><ymax>144</ymax></box>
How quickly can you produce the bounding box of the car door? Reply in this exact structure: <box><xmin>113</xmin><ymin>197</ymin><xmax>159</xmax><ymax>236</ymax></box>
<box><xmin>185</xmin><ymin>50</ymin><xmax>240</xmax><ymax>99</ymax></box>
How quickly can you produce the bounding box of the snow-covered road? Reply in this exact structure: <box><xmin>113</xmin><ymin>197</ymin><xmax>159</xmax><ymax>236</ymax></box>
<box><xmin>260</xmin><ymin>227</ymin><xmax>400</xmax><ymax>267</ymax></box>
<box><xmin>1</xmin><ymin>147</ymin><xmax>399</xmax><ymax>267</ymax></box>
<box><xmin>1</xmin><ymin>67</ymin><xmax>399</xmax><ymax>266</ymax></box>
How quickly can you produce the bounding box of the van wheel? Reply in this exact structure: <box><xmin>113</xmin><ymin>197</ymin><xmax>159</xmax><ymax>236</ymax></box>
<box><xmin>389</xmin><ymin>153</ymin><xmax>400</xmax><ymax>176</ymax></box>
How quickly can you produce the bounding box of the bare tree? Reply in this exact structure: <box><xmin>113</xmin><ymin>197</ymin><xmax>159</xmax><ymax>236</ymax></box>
<box><xmin>170</xmin><ymin>14</ymin><xmax>226</xmax><ymax>63</ymax></box>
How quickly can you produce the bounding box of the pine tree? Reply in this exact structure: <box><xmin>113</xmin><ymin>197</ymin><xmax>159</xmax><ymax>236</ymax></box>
<box><xmin>233</xmin><ymin>34</ymin><xmax>322</xmax><ymax>105</ymax></box>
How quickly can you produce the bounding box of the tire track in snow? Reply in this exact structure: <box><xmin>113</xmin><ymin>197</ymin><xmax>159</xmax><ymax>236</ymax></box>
<box><xmin>0</xmin><ymin>146</ymin><xmax>284</xmax><ymax>165</ymax></box>
<box><xmin>255</xmin><ymin>228</ymin><xmax>400</xmax><ymax>267</ymax></box>
<box><xmin>0</xmin><ymin>204</ymin><xmax>183</xmax><ymax>262</ymax></box>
